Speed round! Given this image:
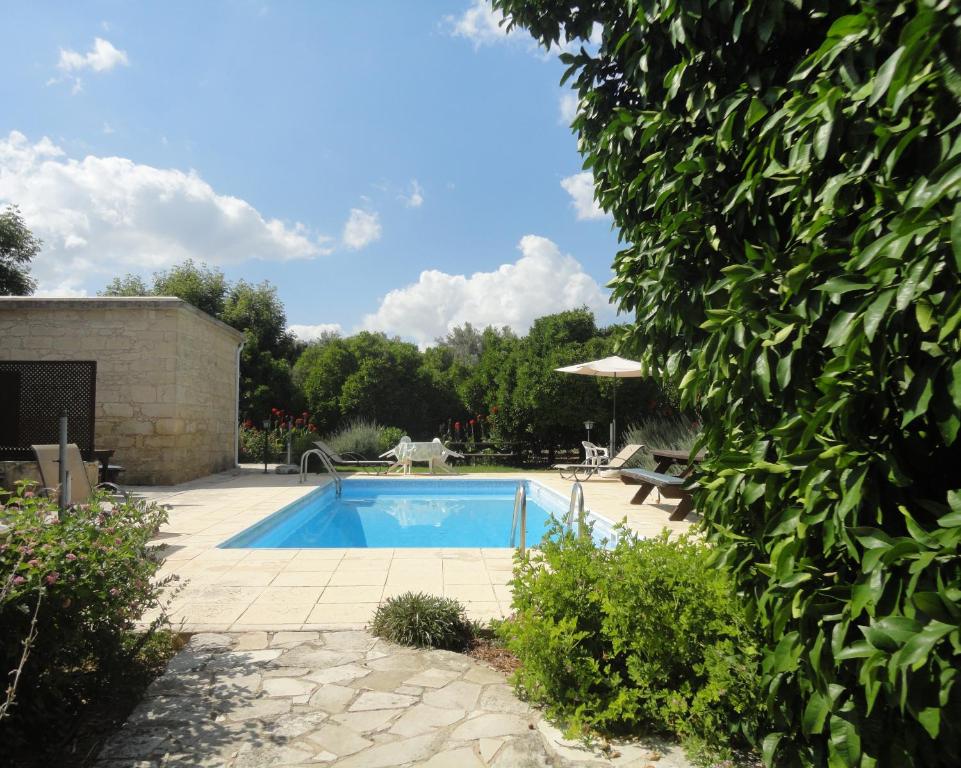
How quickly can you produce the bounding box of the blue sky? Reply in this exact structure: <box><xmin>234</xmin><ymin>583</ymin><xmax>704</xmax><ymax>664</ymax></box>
<box><xmin>0</xmin><ymin>1</ymin><xmax>620</xmax><ymax>346</ymax></box>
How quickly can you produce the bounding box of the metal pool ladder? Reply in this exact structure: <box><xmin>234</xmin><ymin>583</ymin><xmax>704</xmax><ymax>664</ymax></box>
<box><xmin>299</xmin><ymin>448</ymin><xmax>342</xmax><ymax>497</ymax></box>
<box><xmin>510</xmin><ymin>482</ymin><xmax>527</xmax><ymax>554</ymax></box>
<box><xmin>565</xmin><ymin>481</ymin><xmax>586</xmax><ymax>538</ymax></box>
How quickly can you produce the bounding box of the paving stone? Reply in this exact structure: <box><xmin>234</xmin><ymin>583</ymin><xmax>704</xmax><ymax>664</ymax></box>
<box><xmin>478</xmin><ymin>683</ymin><xmax>534</xmax><ymax>716</ymax></box>
<box><xmin>271</xmin><ymin>630</ymin><xmax>320</xmax><ymax>647</ymax></box>
<box><xmin>304</xmin><ymin>722</ymin><xmax>373</xmax><ymax>757</ymax></box>
<box><xmin>333</xmin><ymin>732</ymin><xmax>440</xmax><ymax>768</ymax></box>
<box><xmin>234</xmin><ymin>743</ymin><xmax>316</xmax><ymax>766</ymax></box>
<box><xmin>403</xmin><ymin>667</ymin><xmax>461</xmax><ymax>688</ymax></box>
<box><xmin>359</xmin><ymin>668</ymin><xmax>421</xmax><ymax>692</ymax></box>
<box><xmin>207</xmin><ymin>648</ymin><xmax>282</xmax><ymax>671</ymax></box>
<box><xmin>479</xmin><ymin>737</ymin><xmax>505</xmax><ymax>763</ymax></box>
<box><xmin>269</xmin><ymin>711</ymin><xmax>330</xmax><ymax>739</ymax></box>
<box><xmin>210</xmin><ymin>671</ymin><xmax>262</xmax><ymax>695</ymax></box>
<box><xmin>308</xmin><ymin>683</ymin><xmax>357</xmax><ymax>713</ymax></box>
<box><xmin>233</xmin><ymin>631</ymin><xmax>270</xmax><ymax>650</ymax></box>
<box><xmin>365</xmin><ymin>652</ymin><xmax>428</xmax><ymax>673</ymax></box>
<box><xmin>320</xmin><ymin>630</ymin><xmax>377</xmax><ymax>650</ymax></box>
<box><xmin>422</xmin><ymin>680</ymin><xmax>482</xmax><ymax>710</ymax></box>
<box><xmin>489</xmin><ymin>733</ymin><xmax>556</xmax><ymax>768</ymax></box>
<box><xmin>332</xmin><ymin>707</ymin><xmax>404</xmax><ymax>734</ymax></box>
<box><xmin>451</xmin><ymin>713</ymin><xmax>531</xmax><ymax>740</ymax></box>
<box><xmin>349</xmin><ymin>690</ymin><xmax>419</xmax><ymax>711</ymax></box>
<box><xmin>389</xmin><ymin>703</ymin><xmax>465</xmax><ymax>737</ymax></box>
<box><xmin>419</xmin><ymin>746</ymin><xmax>486</xmax><ymax>768</ymax></box>
<box><xmin>97</xmin><ymin>727</ymin><xmax>174</xmax><ymax>760</ymax></box>
<box><xmin>190</xmin><ymin>632</ymin><xmax>235</xmax><ymax>651</ymax></box>
<box><xmin>462</xmin><ymin>665</ymin><xmax>507</xmax><ymax>685</ymax></box>
<box><xmin>276</xmin><ymin>646</ymin><xmax>364</xmax><ymax>668</ymax></box>
<box><xmin>395</xmin><ymin>685</ymin><xmax>424</xmax><ymax>696</ymax></box>
<box><xmin>305</xmin><ymin>663</ymin><xmax>371</xmax><ymax>685</ymax></box>
<box><xmin>261</xmin><ymin>676</ymin><xmax>316</xmax><ymax>698</ymax></box>
<box><xmin>218</xmin><ymin>696</ymin><xmax>291</xmax><ymax>722</ymax></box>
<box><xmin>263</xmin><ymin>665</ymin><xmax>310</xmax><ymax>678</ymax></box>
<box><xmin>125</xmin><ymin>694</ymin><xmax>216</xmax><ymax>726</ymax></box>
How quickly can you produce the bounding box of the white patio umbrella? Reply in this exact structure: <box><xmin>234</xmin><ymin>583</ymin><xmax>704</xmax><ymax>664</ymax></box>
<box><xmin>555</xmin><ymin>355</ymin><xmax>647</xmax><ymax>457</ymax></box>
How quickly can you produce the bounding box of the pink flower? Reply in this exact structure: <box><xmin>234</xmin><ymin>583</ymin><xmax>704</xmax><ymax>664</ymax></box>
<box><xmin>66</xmin><ymin>553</ymin><xmax>77</xmax><ymax>561</ymax></box>
<box><xmin>46</xmin><ymin>572</ymin><xmax>59</xmax><ymax>585</ymax></box>
<box><xmin>109</xmin><ymin>587</ymin><xmax>119</xmax><ymax>596</ymax></box>
<box><xmin>27</xmin><ymin>559</ymin><xmax>39</xmax><ymax>568</ymax></box>
<box><xmin>12</xmin><ymin>575</ymin><xmax>26</xmax><ymax>585</ymax></box>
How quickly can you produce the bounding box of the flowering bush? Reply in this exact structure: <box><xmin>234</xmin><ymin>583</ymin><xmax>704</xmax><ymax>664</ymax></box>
<box><xmin>0</xmin><ymin>483</ymin><xmax>175</xmax><ymax>732</ymax></box>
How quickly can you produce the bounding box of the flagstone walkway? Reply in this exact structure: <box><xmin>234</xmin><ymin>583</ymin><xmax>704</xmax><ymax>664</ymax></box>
<box><xmin>95</xmin><ymin>631</ymin><xmax>690</xmax><ymax>768</ymax></box>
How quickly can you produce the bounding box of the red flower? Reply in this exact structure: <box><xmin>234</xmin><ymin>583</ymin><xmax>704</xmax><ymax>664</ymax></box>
<box><xmin>243</xmin><ymin>419</ymin><xmax>254</xmax><ymax>428</ymax></box>
<box><xmin>271</xmin><ymin>407</ymin><xmax>279</xmax><ymax>415</ymax></box>
<box><xmin>46</xmin><ymin>572</ymin><xmax>59</xmax><ymax>585</ymax></box>
<box><xmin>454</xmin><ymin>421</ymin><xmax>461</xmax><ymax>431</ymax></box>
<box><xmin>469</xmin><ymin>419</ymin><xmax>475</xmax><ymax>426</ymax></box>
<box><xmin>308</xmin><ymin>424</ymin><xmax>317</xmax><ymax>432</ymax></box>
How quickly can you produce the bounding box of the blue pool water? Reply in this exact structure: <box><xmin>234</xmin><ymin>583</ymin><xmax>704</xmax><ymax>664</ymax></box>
<box><xmin>220</xmin><ymin>479</ymin><xmax>615</xmax><ymax>549</ymax></box>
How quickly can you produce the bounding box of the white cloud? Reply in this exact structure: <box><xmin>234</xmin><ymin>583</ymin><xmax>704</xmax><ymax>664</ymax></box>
<box><xmin>559</xmin><ymin>92</ymin><xmax>578</xmax><ymax>125</ymax></box>
<box><xmin>290</xmin><ymin>323</ymin><xmax>343</xmax><ymax>341</ymax></box>
<box><xmin>447</xmin><ymin>0</ymin><xmax>511</xmax><ymax>48</ymax></box>
<box><xmin>361</xmin><ymin>235</ymin><xmax>613</xmax><ymax>348</ymax></box>
<box><xmin>447</xmin><ymin>2</ymin><xmax>602</xmax><ymax>57</ymax></box>
<box><xmin>58</xmin><ymin>37</ymin><xmax>128</xmax><ymax>73</ymax></box>
<box><xmin>400</xmin><ymin>179</ymin><xmax>424</xmax><ymax>208</ymax></box>
<box><xmin>342</xmin><ymin>208</ymin><xmax>382</xmax><ymax>250</ymax></box>
<box><xmin>560</xmin><ymin>171</ymin><xmax>607</xmax><ymax>221</ymax></box>
<box><xmin>0</xmin><ymin>131</ymin><xmax>331</xmax><ymax>296</ymax></box>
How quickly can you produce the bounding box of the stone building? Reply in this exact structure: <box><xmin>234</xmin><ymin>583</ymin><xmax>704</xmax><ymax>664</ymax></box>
<box><xmin>0</xmin><ymin>297</ymin><xmax>244</xmax><ymax>485</ymax></box>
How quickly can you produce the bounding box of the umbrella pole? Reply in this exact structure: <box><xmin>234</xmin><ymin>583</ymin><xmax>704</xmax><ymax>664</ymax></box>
<box><xmin>610</xmin><ymin>374</ymin><xmax>617</xmax><ymax>457</ymax></box>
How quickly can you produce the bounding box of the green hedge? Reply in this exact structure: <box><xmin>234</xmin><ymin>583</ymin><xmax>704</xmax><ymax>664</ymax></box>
<box><xmin>496</xmin><ymin>1</ymin><xmax>961</xmax><ymax>765</ymax></box>
<box><xmin>500</xmin><ymin>526</ymin><xmax>762</xmax><ymax>756</ymax></box>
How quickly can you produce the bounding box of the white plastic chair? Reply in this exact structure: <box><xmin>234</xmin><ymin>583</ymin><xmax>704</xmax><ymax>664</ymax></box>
<box><xmin>582</xmin><ymin>441</ymin><xmax>610</xmax><ymax>467</ymax></box>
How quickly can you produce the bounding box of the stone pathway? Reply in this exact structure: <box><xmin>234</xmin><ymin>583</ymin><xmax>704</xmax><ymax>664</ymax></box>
<box><xmin>96</xmin><ymin>631</ymin><xmax>690</xmax><ymax>767</ymax></box>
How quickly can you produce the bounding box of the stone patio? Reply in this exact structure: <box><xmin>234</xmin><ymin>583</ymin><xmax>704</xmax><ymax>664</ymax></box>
<box><xmin>140</xmin><ymin>466</ymin><xmax>695</xmax><ymax>632</ymax></box>
<box><xmin>96</xmin><ymin>630</ymin><xmax>690</xmax><ymax>767</ymax></box>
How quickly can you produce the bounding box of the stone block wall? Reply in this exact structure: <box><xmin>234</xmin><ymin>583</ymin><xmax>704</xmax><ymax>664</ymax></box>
<box><xmin>0</xmin><ymin>298</ymin><xmax>244</xmax><ymax>485</ymax></box>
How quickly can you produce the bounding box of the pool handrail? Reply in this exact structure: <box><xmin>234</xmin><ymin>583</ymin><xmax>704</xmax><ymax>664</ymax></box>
<box><xmin>299</xmin><ymin>448</ymin><xmax>343</xmax><ymax>496</ymax></box>
<box><xmin>510</xmin><ymin>482</ymin><xmax>526</xmax><ymax>554</ymax></box>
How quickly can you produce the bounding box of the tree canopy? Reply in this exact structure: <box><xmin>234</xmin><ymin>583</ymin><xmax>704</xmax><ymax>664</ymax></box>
<box><xmin>495</xmin><ymin>0</ymin><xmax>961</xmax><ymax>765</ymax></box>
<box><xmin>0</xmin><ymin>205</ymin><xmax>40</xmax><ymax>296</ymax></box>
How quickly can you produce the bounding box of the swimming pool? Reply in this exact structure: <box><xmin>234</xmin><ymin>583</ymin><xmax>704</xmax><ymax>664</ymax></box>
<box><xmin>219</xmin><ymin>478</ymin><xmax>616</xmax><ymax>549</ymax></box>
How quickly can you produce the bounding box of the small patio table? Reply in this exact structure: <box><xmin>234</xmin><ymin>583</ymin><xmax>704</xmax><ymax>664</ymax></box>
<box><xmin>650</xmin><ymin>448</ymin><xmax>706</xmax><ymax>476</ymax></box>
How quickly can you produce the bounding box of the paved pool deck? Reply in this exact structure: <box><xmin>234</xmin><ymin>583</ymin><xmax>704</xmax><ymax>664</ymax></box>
<box><xmin>142</xmin><ymin>466</ymin><xmax>696</xmax><ymax>633</ymax></box>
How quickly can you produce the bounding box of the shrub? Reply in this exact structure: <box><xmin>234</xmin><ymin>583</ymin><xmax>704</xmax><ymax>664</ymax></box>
<box><xmin>326</xmin><ymin>417</ymin><xmax>387</xmax><ymax>458</ymax></box>
<box><xmin>0</xmin><ymin>484</ymin><xmax>175</xmax><ymax>739</ymax></box>
<box><xmin>378</xmin><ymin>426</ymin><xmax>405</xmax><ymax>455</ymax></box>
<box><xmin>497</xmin><ymin>0</ymin><xmax>961</xmax><ymax>764</ymax></box>
<box><xmin>371</xmin><ymin>591</ymin><xmax>475</xmax><ymax>650</ymax></box>
<box><xmin>499</xmin><ymin>524</ymin><xmax>762</xmax><ymax>755</ymax></box>
<box><xmin>238</xmin><ymin>423</ymin><xmax>285</xmax><ymax>462</ymax></box>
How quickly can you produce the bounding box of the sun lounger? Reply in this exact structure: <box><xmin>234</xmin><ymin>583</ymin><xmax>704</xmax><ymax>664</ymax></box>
<box><xmin>311</xmin><ymin>440</ymin><xmax>390</xmax><ymax>473</ymax></box>
<box><xmin>32</xmin><ymin>443</ymin><xmax>124</xmax><ymax>506</ymax></box>
<box><xmin>553</xmin><ymin>443</ymin><xmax>644</xmax><ymax>481</ymax></box>
<box><xmin>619</xmin><ymin>467</ymin><xmax>696</xmax><ymax>520</ymax></box>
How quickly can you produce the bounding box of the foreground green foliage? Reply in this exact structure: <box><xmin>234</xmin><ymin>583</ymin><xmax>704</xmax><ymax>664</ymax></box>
<box><xmin>496</xmin><ymin>0</ymin><xmax>961</xmax><ymax>765</ymax></box>
<box><xmin>501</xmin><ymin>527</ymin><xmax>762</xmax><ymax>755</ymax></box>
<box><xmin>0</xmin><ymin>485</ymin><xmax>175</xmax><ymax>744</ymax></box>
<box><xmin>371</xmin><ymin>591</ymin><xmax>475</xmax><ymax>650</ymax></box>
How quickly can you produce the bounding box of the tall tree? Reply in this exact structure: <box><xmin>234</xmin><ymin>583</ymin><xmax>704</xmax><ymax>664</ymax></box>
<box><xmin>498</xmin><ymin>1</ymin><xmax>961</xmax><ymax>765</ymax></box>
<box><xmin>0</xmin><ymin>205</ymin><xmax>40</xmax><ymax>296</ymax></box>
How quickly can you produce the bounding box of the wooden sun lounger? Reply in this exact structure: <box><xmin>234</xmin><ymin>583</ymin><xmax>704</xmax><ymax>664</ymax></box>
<box><xmin>619</xmin><ymin>467</ymin><xmax>696</xmax><ymax>520</ymax></box>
